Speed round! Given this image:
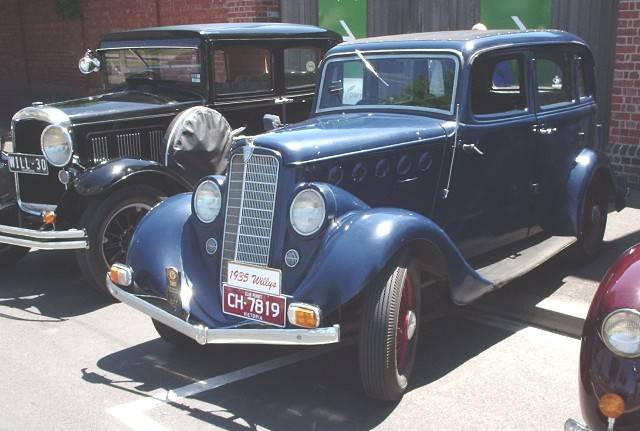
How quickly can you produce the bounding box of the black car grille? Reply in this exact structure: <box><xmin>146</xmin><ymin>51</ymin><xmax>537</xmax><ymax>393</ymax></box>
<box><xmin>88</xmin><ymin>127</ymin><xmax>165</xmax><ymax>165</ymax></box>
<box><xmin>12</xmin><ymin>119</ymin><xmax>65</xmax><ymax>205</ymax></box>
<box><xmin>220</xmin><ymin>153</ymin><xmax>279</xmax><ymax>284</ymax></box>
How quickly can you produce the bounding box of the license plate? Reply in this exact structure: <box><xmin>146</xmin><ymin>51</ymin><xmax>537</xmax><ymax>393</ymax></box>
<box><xmin>222</xmin><ymin>284</ymin><xmax>286</xmax><ymax>327</ymax></box>
<box><xmin>227</xmin><ymin>261</ymin><xmax>281</xmax><ymax>295</ymax></box>
<box><xmin>8</xmin><ymin>153</ymin><xmax>49</xmax><ymax>175</ymax></box>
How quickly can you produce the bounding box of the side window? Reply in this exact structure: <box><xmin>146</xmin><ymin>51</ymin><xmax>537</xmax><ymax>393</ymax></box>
<box><xmin>212</xmin><ymin>46</ymin><xmax>273</xmax><ymax>96</ymax></box>
<box><xmin>535</xmin><ymin>51</ymin><xmax>574</xmax><ymax>109</ymax></box>
<box><xmin>575</xmin><ymin>56</ymin><xmax>594</xmax><ymax>101</ymax></box>
<box><xmin>471</xmin><ymin>55</ymin><xmax>527</xmax><ymax>116</ymax></box>
<box><xmin>284</xmin><ymin>47</ymin><xmax>322</xmax><ymax>89</ymax></box>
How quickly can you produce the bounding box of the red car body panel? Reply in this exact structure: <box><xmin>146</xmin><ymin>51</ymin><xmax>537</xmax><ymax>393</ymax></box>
<box><xmin>580</xmin><ymin>245</ymin><xmax>640</xmax><ymax>431</ymax></box>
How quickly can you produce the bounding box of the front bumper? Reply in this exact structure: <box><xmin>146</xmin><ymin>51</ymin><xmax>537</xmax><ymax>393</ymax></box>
<box><xmin>0</xmin><ymin>222</ymin><xmax>88</xmax><ymax>250</ymax></box>
<box><xmin>106</xmin><ymin>276</ymin><xmax>341</xmax><ymax>346</ymax></box>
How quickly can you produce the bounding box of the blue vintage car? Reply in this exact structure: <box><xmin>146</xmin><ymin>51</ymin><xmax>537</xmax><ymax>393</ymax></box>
<box><xmin>107</xmin><ymin>29</ymin><xmax>628</xmax><ymax>400</ymax></box>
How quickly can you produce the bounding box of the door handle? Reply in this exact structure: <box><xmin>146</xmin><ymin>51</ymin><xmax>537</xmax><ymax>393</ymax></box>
<box><xmin>274</xmin><ymin>97</ymin><xmax>294</xmax><ymax>104</ymax></box>
<box><xmin>535</xmin><ymin>126</ymin><xmax>557</xmax><ymax>135</ymax></box>
<box><xmin>461</xmin><ymin>142</ymin><xmax>485</xmax><ymax>156</ymax></box>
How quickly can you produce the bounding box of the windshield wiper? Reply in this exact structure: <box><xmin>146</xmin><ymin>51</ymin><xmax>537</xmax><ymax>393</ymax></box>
<box><xmin>355</xmin><ymin>49</ymin><xmax>389</xmax><ymax>87</ymax></box>
<box><xmin>128</xmin><ymin>49</ymin><xmax>149</xmax><ymax>68</ymax></box>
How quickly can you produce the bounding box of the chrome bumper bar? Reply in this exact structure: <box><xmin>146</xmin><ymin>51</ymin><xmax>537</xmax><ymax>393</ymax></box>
<box><xmin>0</xmin><ymin>224</ymin><xmax>88</xmax><ymax>250</ymax></box>
<box><xmin>107</xmin><ymin>276</ymin><xmax>341</xmax><ymax>346</ymax></box>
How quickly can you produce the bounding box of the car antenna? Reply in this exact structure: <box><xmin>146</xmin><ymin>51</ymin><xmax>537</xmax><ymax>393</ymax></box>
<box><xmin>442</xmin><ymin>103</ymin><xmax>460</xmax><ymax>200</ymax></box>
<box><xmin>340</xmin><ymin>20</ymin><xmax>356</xmax><ymax>42</ymax></box>
<box><xmin>511</xmin><ymin>16</ymin><xmax>527</xmax><ymax>30</ymax></box>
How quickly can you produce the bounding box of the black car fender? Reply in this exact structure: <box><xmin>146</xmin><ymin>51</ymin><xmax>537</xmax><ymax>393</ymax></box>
<box><xmin>73</xmin><ymin>158</ymin><xmax>194</xmax><ymax>198</ymax></box>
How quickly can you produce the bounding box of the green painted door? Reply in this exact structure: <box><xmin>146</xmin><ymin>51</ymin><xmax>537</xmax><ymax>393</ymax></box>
<box><xmin>318</xmin><ymin>0</ymin><xmax>367</xmax><ymax>38</ymax></box>
<box><xmin>480</xmin><ymin>0</ymin><xmax>552</xmax><ymax>30</ymax></box>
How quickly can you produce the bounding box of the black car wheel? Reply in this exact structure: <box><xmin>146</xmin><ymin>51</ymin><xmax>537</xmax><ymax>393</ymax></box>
<box><xmin>359</xmin><ymin>252</ymin><xmax>421</xmax><ymax>401</ymax></box>
<box><xmin>573</xmin><ymin>181</ymin><xmax>608</xmax><ymax>262</ymax></box>
<box><xmin>76</xmin><ymin>185</ymin><xmax>164</xmax><ymax>296</ymax></box>
<box><xmin>152</xmin><ymin>319</ymin><xmax>199</xmax><ymax>348</ymax></box>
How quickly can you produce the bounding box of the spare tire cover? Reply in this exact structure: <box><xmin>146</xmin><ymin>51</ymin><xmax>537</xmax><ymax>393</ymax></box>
<box><xmin>165</xmin><ymin>106</ymin><xmax>232</xmax><ymax>182</ymax></box>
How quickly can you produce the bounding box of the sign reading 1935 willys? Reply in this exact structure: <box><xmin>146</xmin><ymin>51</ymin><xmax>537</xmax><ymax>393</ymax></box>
<box><xmin>0</xmin><ymin>23</ymin><xmax>341</xmax><ymax>295</ymax></box>
<box><xmin>107</xmin><ymin>29</ymin><xmax>628</xmax><ymax>401</ymax></box>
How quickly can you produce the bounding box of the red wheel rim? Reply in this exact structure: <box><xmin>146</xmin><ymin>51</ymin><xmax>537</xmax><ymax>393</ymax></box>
<box><xmin>396</xmin><ymin>273</ymin><xmax>414</xmax><ymax>372</ymax></box>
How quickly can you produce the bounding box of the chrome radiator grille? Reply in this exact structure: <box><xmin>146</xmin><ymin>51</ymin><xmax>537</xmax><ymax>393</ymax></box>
<box><xmin>91</xmin><ymin>136</ymin><xmax>109</xmax><ymax>164</ymax></box>
<box><xmin>221</xmin><ymin>153</ymin><xmax>279</xmax><ymax>283</ymax></box>
<box><xmin>89</xmin><ymin>128</ymin><xmax>165</xmax><ymax>165</ymax></box>
<box><xmin>117</xmin><ymin>132</ymin><xmax>142</xmax><ymax>158</ymax></box>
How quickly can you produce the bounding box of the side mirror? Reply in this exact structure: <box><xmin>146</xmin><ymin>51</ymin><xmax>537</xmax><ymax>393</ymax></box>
<box><xmin>79</xmin><ymin>49</ymin><xmax>101</xmax><ymax>75</ymax></box>
<box><xmin>263</xmin><ymin>114</ymin><xmax>282</xmax><ymax>132</ymax></box>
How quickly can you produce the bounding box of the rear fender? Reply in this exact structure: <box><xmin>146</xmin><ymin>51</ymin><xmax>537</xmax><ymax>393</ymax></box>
<box><xmin>292</xmin><ymin>208</ymin><xmax>493</xmax><ymax>312</ymax></box>
<box><xmin>556</xmin><ymin>148</ymin><xmax>626</xmax><ymax>236</ymax></box>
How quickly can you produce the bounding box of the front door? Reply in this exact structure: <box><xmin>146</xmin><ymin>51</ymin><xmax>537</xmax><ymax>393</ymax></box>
<box><xmin>436</xmin><ymin>50</ymin><xmax>537</xmax><ymax>258</ymax></box>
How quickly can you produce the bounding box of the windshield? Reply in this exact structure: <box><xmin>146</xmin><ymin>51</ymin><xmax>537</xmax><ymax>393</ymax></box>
<box><xmin>317</xmin><ymin>53</ymin><xmax>459</xmax><ymax>115</ymax></box>
<box><xmin>103</xmin><ymin>48</ymin><xmax>203</xmax><ymax>90</ymax></box>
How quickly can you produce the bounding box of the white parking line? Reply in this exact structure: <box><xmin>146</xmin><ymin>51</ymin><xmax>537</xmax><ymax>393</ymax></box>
<box><xmin>107</xmin><ymin>343</ymin><xmax>345</xmax><ymax>431</ymax></box>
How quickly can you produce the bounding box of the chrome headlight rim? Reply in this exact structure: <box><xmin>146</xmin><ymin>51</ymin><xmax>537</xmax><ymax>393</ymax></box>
<box><xmin>40</xmin><ymin>124</ymin><xmax>74</xmax><ymax>167</ymax></box>
<box><xmin>194</xmin><ymin>179</ymin><xmax>222</xmax><ymax>224</ymax></box>
<box><xmin>601</xmin><ymin>308</ymin><xmax>640</xmax><ymax>359</ymax></box>
<box><xmin>289</xmin><ymin>187</ymin><xmax>327</xmax><ymax>237</ymax></box>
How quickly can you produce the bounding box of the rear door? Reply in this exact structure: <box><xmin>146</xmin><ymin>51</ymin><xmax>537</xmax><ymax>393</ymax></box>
<box><xmin>531</xmin><ymin>45</ymin><xmax>589</xmax><ymax>230</ymax></box>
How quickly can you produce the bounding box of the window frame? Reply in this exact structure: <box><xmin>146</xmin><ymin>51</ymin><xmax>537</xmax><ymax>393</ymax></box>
<box><xmin>209</xmin><ymin>42</ymin><xmax>276</xmax><ymax>100</ymax></box>
<box><xmin>469</xmin><ymin>50</ymin><xmax>532</xmax><ymax>122</ymax></box>
<box><xmin>532</xmin><ymin>47</ymin><xmax>578</xmax><ymax>112</ymax></box>
<box><xmin>314</xmin><ymin>51</ymin><xmax>461</xmax><ymax>117</ymax></box>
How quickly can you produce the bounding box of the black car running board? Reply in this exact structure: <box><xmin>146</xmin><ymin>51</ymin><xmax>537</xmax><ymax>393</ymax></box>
<box><xmin>476</xmin><ymin>235</ymin><xmax>577</xmax><ymax>289</ymax></box>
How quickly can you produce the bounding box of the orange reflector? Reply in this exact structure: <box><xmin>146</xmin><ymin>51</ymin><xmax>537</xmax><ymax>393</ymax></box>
<box><xmin>109</xmin><ymin>263</ymin><xmax>133</xmax><ymax>287</ymax></box>
<box><xmin>599</xmin><ymin>393</ymin><xmax>625</xmax><ymax>419</ymax></box>
<box><xmin>42</xmin><ymin>210</ymin><xmax>56</xmax><ymax>225</ymax></box>
<box><xmin>287</xmin><ymin>303</ymin><xmax>320</xmax><ymax>329</ymax></box>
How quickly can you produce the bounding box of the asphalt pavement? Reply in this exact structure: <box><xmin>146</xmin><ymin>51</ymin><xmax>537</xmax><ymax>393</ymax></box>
<box><xmin>1</xmin><ymin>190</ymin><xmax>639</xmax><ymax>431</ymax></box>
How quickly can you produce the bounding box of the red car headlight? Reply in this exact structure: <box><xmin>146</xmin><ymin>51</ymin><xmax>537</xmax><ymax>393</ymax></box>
<box><xmin>602</xmin><ymin>308</ymin><xmax>640</xmax><ymax>358</ymax></box>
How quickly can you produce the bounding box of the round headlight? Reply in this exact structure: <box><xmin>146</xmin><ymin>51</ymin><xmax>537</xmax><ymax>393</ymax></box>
<box><xmin>41</xmin><ymin>125</ymin><xmax>73</xmax><ymax>167</ymax></box>
<box><xmin>290</xmin><ymin>188</ymin><xmax>326</xmax><ymax>236</ymax></box>
<box><xmin>602</xmin><ymin>309</ymin><xmax>640</xmax><ymax>358</ymax></box>
<box><xmin>194</xmin><ymin>180</ymin><xmax>222</xmax><ymax>223</ymax></box>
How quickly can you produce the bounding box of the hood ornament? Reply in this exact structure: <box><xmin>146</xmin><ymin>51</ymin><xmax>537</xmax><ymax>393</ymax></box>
<box><xmin>243</xmin><ymin>137</ymin><xmax>255</xmax><ymax>163</ymax></box>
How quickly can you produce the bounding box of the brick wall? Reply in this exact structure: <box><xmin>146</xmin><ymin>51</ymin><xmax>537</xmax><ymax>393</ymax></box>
<box><xmin>0</xmin><ymin>0</ymin><xmax>281</xmax><ymax>129</ymax></box>
<box><xmin>608</xmin><ymin>0</ymin><xmax>640</xmax><ymax>188</ymax></box>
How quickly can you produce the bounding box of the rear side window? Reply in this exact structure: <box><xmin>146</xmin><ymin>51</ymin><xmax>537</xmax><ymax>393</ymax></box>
<box><xmin>535</xmin><ymin>51</ymin><xmax>574</xmax><ymax>109</ymax></box>
<box><xmin>213</xmin><ymin>46</ymin><xmax>273</xmax><ymax>96</ymax></box>
<box><xmin>284</xmin><ymin>47</ymin><xmax>322</xmax><ymax>89</ymax></box>
<box><xmin>471</xmin><ymin>55</ymin><xmax>527</xmax><ymax>116</ymax></box>
<box><xmin>576</xmin><ymin>56</ymin><xmax>594</xmax><ymax>101</ymax></box>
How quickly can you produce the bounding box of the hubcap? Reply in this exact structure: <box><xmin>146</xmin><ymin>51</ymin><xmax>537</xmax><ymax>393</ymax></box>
<box><xmin>396</xmin><ymin>273</ymin><xmax>415</xmax><ymax>372</ymax></box>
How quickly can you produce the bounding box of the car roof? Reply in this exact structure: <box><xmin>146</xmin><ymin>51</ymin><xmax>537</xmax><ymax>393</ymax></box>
<box><xmin>328</xmin><ymin>29</ymin><xmax>588</xmax><ymax>57</ymax></box>
<box><xmin>101</xmin><ymin>22</ymin><xmax>342</xmax><ymax>42</ymax></box>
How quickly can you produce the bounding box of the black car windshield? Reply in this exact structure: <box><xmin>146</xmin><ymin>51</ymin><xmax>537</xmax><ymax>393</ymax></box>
<box><xmin>317</xmin><ymin>53</ymin><xmax>458</xmax><ymax>115</ymax></box>
<box><xmin>103</xmin><ymin>48</ymin><xmax>203</xmax><ymax>90</ymax></box>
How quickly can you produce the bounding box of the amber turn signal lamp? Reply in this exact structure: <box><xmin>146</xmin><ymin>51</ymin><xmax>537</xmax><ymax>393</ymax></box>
<box><xmin>42</xmin><ymin>210</ymin><xmax>56</xmax><ymax>225</ymax></box>
<box><xmin>598</xmin><ymin>393</ymin><xmax>625</xmax><ymax>419</ymax></box>
<box><xmin>287</xmin><ymin>303</ymin><xmax>321</xmax><ymax>329</ymax></box>
<box><xmin>109</xmin><ymin>263</ymin><xmax>133</xmax><ymax>287</ymax></box>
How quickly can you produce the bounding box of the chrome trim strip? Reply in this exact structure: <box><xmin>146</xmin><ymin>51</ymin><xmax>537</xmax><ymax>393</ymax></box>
<box><xmin>0</xmin><ymin>225</ymin><xmax>88</xmax><ymax>250</ymax></box>
<box><xmin>12</xmin><ymin>106</ymin><xmax>71</xmax><ymax>128</ymax></box>
<box><xmin>107</xmin><ymin>276</ymin><xmax>341</xmax><ymax>346</ymax></box>
<box><xmin>96</xmin><ymin>46</ymin><xmax>199</xmax><ymax>51</ymax></box>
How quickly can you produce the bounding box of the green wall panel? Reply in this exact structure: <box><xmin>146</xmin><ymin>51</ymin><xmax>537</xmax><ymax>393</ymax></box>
<box><xmin>481</xmin><ymin>0</ymin><xmax>551</xmax><ymax>30</ymax></box>
<box><xmin>318</xmin><ymin>0</ymin><xmax>367</xmax><ymax>38</ymax></box>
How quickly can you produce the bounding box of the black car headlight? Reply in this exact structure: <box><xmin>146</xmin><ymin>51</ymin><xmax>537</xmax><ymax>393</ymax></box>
<box><xmin>602</xmin><ymin>308</ymin><xmax>640</xmax><ymax>358</ymax></box>
<box><xmin>194</xmin><ymin>180</ymin><xmax>222</xmax><ymax>223</ymax></box>
<box><xmin>41</xmin><ymin>124</ymin><xmax>73</xmax><ymax>167</ymax></box>
<box><xmin>290</xmin><ymin>188</ymin><xmax>326</xmax><ymax>236</ymax></box>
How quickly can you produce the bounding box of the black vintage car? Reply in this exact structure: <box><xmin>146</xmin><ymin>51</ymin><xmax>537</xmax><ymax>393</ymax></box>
<box><xmin>0</xmin><ymin>23</ymin><xmax>341</xmax><ymax>294</ymax></box>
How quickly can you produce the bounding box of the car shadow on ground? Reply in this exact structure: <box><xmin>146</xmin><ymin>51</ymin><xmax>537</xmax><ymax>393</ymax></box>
<box><xmin>89</xmin><ymin>315</ymin><xmax>513</xmax><ymax>430</ymax></box>
<box><xmin>0</xmin><ymin>249</ymin><xmax>110</xmax><ymax>322</ymax></box>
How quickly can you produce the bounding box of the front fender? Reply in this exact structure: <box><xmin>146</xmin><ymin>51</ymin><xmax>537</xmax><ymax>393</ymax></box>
<box><xmin>292</xmin><ymin>208</ymin><xmax>493</xmax><ymax>312</ymax></box>
<box><xmin>74</xmin><ymin>158</ymin><xmax>192</xmax><ymax>196</ymax></box>
<box><xmin>556</xmin><ymin>149</ymin><xmax>626</xmax><ymax>236</ymax></box>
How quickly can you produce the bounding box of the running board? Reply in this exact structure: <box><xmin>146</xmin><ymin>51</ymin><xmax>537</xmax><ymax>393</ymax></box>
<box><xmin>476</xmin><ymin>236</ymin><xmax>577</xmax><ymax>288</ymax></box>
